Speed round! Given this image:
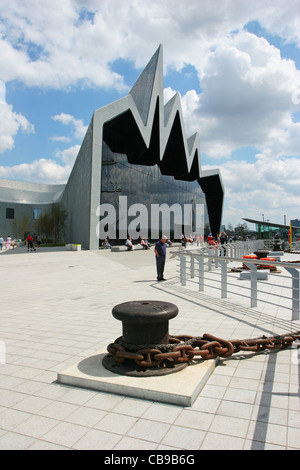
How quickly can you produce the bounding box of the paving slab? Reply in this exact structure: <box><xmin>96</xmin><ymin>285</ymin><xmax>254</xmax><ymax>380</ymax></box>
<box><xmin>0</xmin><ymin>245</ymin><xmax>299</xmax><ymax>450</ymax></box>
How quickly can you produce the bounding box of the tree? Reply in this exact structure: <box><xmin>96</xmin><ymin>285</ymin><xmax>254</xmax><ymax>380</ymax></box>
<box><xmin>11</xmin><ymin>214</ymin><xmax>31</xmax><ymax>239</ymax></box>
<box><xmin>50</xmin><ymin>203</ymin><xmax>68</xmax><ymax>242</ymax></box>
<box><xmin>226</xmin><ymin>223</ymin><xmax>234</xmax><ymax>236</ymax></box>
<box><xmin>34</xmin><ymin>203</ymin><xmax>68</xmax><ymax>242</ymax></box>
<box><xmin>235</xmin><ymin>223</ymin><xmax>249</xmax><ymax>239</ymax></box>
<box><xmin>34</xmin><ymin>211</ymin><xmax>52</xmax><ymax>240</ymax></box>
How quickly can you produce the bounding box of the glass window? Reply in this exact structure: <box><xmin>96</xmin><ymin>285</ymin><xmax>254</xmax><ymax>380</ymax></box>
<box><xmin>6</xmin><ymin>208</ymin><xmax>14</xmax><ymax>219</ymax></box>
<box><xmin>33</xmin><ymin>209</ymin><xmax>41</xmax><ymax>220</ymax></box>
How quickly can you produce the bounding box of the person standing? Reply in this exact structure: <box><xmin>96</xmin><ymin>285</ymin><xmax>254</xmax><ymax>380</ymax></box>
<box><xmin>6</xmin><ymin>235</ymin><xmax>11</xmax><ymax>249</ymax></box>
<box><xmin>26</xmin><ymin>235</ymin><xmax>35</xmax><ymax>252</ymax></box>
<box><xmin>154</xmin><ymin>235</ymin><xmax>167</xmax><ymax>281</ymax></box>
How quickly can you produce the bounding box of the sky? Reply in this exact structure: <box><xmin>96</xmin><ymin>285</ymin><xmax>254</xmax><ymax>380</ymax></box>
<box><xmin>0</xmin><ymin>0</ymin><xmax>299</xmax><ymax>230</ymax></box>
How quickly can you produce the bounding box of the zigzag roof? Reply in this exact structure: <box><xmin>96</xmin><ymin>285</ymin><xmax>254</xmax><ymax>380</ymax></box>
<box><xmin>63</xmin><ymin>45</ymin><xmax>224</xmax><ymax>248</ymax></box>
<box><xmin>96</xmin><ymin>45</ymin><xmax>204</xmax><ymax>182</ymax></box>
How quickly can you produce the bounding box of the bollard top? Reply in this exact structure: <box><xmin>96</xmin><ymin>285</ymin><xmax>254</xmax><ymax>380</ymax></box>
<box><xmin>112</xmin><ymin>300</ymin><xmax>178</xmax><ymax>324</ymax></box>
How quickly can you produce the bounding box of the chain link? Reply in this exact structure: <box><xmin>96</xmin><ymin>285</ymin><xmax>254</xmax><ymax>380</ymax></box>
<box><xmin>107</xmin><ymin>331</ymin><xmax>300</xmax><ymax>369</ymax></box>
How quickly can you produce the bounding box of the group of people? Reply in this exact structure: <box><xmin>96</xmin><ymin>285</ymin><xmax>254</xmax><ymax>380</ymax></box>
<box><xmin>181</xmin><ymin>234</ymin><xmax>204</xmax><ymax>247</ymax></box>
<box><xmin>0</xmin><ymin>235</ymin><xmax>16</xmax><ymax>251</ymax></box>
<box><xmin>0</xmin><ymin>233</ymin><xmax>42</xmax><ymax>252</ymax></box>
<box><xmin>112</xmin><ymin>231</ymin><xmax>229</xmax><ymax>282</ymax></box>
<box><xmin>207</xmin><ymin>231</ymin><xmax>228</xmax><ymax>247</ymax></box>
<box><xmin>26</xmin><ymin>233</ymin><xmax>41</xmax><ymax>252</ymax></box>
<box><xmin>125</xmin><ymin>236</ymin><xmax>171</xmax><ymax>251</ymax></box>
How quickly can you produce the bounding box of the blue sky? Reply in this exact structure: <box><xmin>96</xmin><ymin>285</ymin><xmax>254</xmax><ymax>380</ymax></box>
<box><xmin>0</xmin><ymin>0</ymin><xmax>299</xmax><ymax>229</ymax></box>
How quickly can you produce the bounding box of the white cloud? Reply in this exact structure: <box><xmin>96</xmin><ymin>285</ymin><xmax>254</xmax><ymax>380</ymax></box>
<box><xmin>171</xmin><ymin>25</ymin><xmax>299</xmax><ymax>226</ymax></box>
<box><xmin>0</xmin><ymin>80</ymin><xmax>34</xmax><ymax>154</ymax></box>
<box><xmin>49</xmin><ymin>136</ymin><xmax>71</xmax><ymax>143</ymax></box>
<box><xmin>205</xmin><ymin>156</ymin><xmax>300</xmax><ymax>227</ymax></box>
<box><xmin>0</xmin><ymin>0</ymin><xmax>299</xmax><ymax>89</ymax></box>
<box><xmin>163</xmin><ymin>87</ymin><xmax>177</xmax><ymax>105</ymax></box>
<box><xmin>0</xmin><ymin>0</ymin><xmax>127</xmax><ymax>90</ymax></box>
<box><xmin>0</xmin><ymin>80</ymin><xmax>6</xmax><ymax>103</ymax></box>
<box><xmin>0</xmin><ymin>158</ymin><xmax>69</xmax><ymax>184</ymax></box>
<box><xmin>0</xmin><ymin>142</ymin><xmax>81</xmax><ymax>184</ymax></box>
<box><xmin>179</xmin><ymin>30</ymin><xmax>300</xmax><ymax>158</ymax></box>
<box><xmin>55</xmin><ymin>145</ymin><xmax>81</xmax><ymax>166</ymax></box>
<box><xmin>52</xmin><ymin>113</ymin><xmax>87</xmax><ymax>140</ymax></box>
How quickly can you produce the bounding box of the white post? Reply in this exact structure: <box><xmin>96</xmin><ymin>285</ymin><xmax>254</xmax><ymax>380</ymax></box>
<box><xmin>244</xmin><ymin>262</ymin><xmax>258</xmax><ymax>308</ymax></box>
<box><xmin>219</xmin><ymin>260</ymin><xmax>228</xmax><ymax>298</ymax></box>
<box><xmin>180</xmin><ymin>255</ymin><xmax>187</xmax><ymax>286</ymax></box>
<box><xmin>190</xmin><ymin>255</ymin><xmax>195</xmax><ymax>279</ymax></box>
<box><xmin>197</xmin><ymin>257</ymin><xmax>204</xmax><ymax>292</ymax></box>
<box><xmin>285</xmin><ymin>267</ymin><xmax>300</xmax><ymax>321</ymax></box>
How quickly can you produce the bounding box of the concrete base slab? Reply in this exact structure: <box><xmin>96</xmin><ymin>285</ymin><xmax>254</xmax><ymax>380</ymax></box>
<box><xmin>57</xmin><ymin>349</ymin><xmax>218</xmax><ymax>407</ymax></box>
<box><xmin>267</xmin><ymin>251</ymin><xmax>284</xmax><ymax>257</ymax></box>
<box><xmin>240</xmin><ymin>269</ymin><xmax>269</xmax><ymax>280</ymax></box>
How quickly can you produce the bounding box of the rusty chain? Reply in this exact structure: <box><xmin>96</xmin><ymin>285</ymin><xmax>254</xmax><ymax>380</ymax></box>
<box><xmin>107</xmin><ymin>331</ymin><xmax>300</xmax><ymax>369</ymax></box>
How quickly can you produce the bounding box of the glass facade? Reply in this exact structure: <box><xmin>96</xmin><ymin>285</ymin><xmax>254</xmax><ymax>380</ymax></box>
<box><xmin>100</xmin><ymin>143</ymin><xmax>208</xmax><ymax>243</ymax></box>
<box><xmin>255</xmin><ymin>223</ymin><xmax>289</xmax><ymax>240</ymax></box>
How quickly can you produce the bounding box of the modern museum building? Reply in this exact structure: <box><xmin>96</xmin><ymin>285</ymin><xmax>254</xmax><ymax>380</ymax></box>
<box><xmin>0</xmin><ymin>46</ymin><xmax>224</xmax><ymax>249</ymax></box>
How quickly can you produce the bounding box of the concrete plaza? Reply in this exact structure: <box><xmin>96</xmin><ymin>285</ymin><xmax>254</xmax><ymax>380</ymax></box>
<box><xmin>0</xmin><ymin>245</ymin><xmax>299</xmax><ymax>450</ymax></box>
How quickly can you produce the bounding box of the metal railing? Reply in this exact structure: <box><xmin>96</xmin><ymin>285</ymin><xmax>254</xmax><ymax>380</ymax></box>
<box><xmin>172</xmin><ymin>248</ymin><xmax>300</xmax><ymax>321</ymax></box>
<box><xmin>262</xmin><ymin>238</ymin><xmax>300</xmax><ymax>252</ymax></box>
<box><xmin>202</xmin><ymin>240</ymin><xmax>261</xmax><ymax>258</ymax></box>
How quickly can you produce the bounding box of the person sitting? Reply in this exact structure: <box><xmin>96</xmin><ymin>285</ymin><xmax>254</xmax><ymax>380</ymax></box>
<box><xmin>103</xmin><ymin>238</ymin><xmax>111</xmax><ymax>248</ymax></box>
<box><xmin>141</xmin><ymin>238</ymin><xmax>151</xmax><ymax>249</ymax></box>
<box><xmin>125</xmin><ymin>236</ymin><xmax>133</xmax><ymax>251</ymax></box>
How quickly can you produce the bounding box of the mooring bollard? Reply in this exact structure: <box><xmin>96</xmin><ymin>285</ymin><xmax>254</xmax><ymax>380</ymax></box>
<box><xmin>112</xmin><ymin>300</ymin><xmax>178</xmax><ymax>346</ymax></box>
<box><xmin>102</xmin><ymin>300</ymin><xmax>187</xmax><ymax>377</ymax></box>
